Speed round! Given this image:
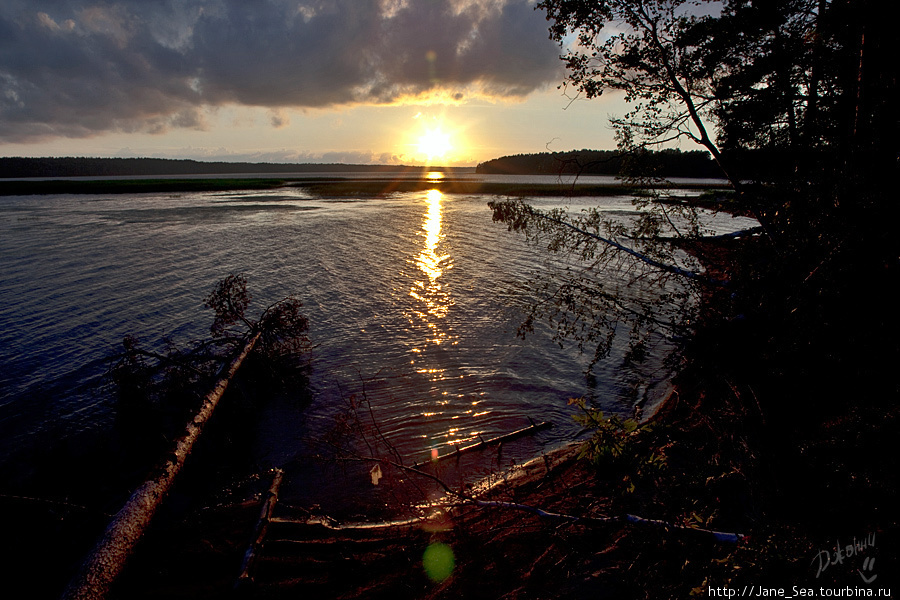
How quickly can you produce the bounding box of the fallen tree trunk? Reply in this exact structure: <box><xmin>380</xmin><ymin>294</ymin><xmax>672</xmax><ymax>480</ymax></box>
<box><xmin>236</xmin><ymin>468</ymin><xmax>284</xmax><ymax>588</ymax></box>
<box><xmin>61</xmin><ymin>332</ymin><xmax>261</xmax><ymax>600</ymax></box>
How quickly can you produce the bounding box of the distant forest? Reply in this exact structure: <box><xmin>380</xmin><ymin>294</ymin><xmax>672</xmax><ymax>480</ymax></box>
<box><xmin>0</xmin><ymin>157</ymin><xmax>469</xmax><ymax>179</ymax></box>
<box><xmin>476</xmin><ymin>148</ymin><xmax>723</xmax><ymax>178</ymax></box>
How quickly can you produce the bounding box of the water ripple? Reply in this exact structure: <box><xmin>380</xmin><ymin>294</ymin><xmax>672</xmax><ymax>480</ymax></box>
<box><xmin>0</xmin><ymin>189</ymin><xmax>686</xmax><ymax>477</ymax></box>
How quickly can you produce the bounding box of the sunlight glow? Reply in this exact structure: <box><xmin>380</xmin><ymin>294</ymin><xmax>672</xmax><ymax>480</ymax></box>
<box><xmin>399</xmin><ymin>112</ymin><xmax>475</xmax><ymax>165</ymax></box>
<box><xmin>418</xmin><ymin>128</ymin><xmax>452</xmax><ymax>161</ymax></box>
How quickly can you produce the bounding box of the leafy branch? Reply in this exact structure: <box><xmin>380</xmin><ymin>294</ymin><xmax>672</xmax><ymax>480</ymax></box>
<box><xmin>110</xmin><ymin>274</ymin><xmax>312</xmax><ymax>434</ymax></box>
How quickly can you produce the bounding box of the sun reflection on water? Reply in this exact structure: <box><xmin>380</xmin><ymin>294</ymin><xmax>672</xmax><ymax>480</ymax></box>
<box><xmin>411</xmin><ymin>189</ymin><xmax>452</xmax><ymax>326</ymax></box>
<box><xmin>406</xmin><ymin>188</ymin><xmax>487</xmax><ymax>450</ymax></box>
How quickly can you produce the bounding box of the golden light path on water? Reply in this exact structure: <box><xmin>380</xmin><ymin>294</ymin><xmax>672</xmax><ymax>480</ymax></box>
<box><xmin>407</xmin><ymin>188</ymin><xmax>488</xmax><ymax>453</ymax></box>
<box><xmin>410</xmin><ymin>189</ymin><xmax>452</xmax><ymax>338</ymax></box>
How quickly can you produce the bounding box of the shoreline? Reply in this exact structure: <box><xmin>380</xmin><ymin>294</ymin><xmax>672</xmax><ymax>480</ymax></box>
<box><xmin>0</xmin><ymin>175</ymin><xmax>730</xmax><ymax>197</ymax></box>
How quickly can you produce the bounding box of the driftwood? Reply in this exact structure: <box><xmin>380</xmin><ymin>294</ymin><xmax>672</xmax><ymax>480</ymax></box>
<box><xmin>61</xmin><ymin>332</ymin><xmax>261</xmax><ymax>600</ymax></box>
<box><xmin>263</xmin><ymin>499</ymin><xmax>744</xmax><ymax>546</ymax></box>
<box><xmin>268</xmin><ymin>515</ymin><xmax>430</xmax><ymax>534</ymax></box>
<box><xmin>350</xmin><ymin>448</ymin><xmax>747</xmax><ymax>545</ymax></box>
<box><xmin>411</xmin><ymin>419</ymin><xmax>552</xmax><ymax>469</ymax></box>
<box><xmin>391</xmin><ymin>445</ymin><xmax>748</xmax><ymax>544</ymax></box>
<box><xmin>236</xmin><ymin>468</ymin><xmax>284</xmax><ymax>587</ymax></box>
<box><xmin>469</xmin><ymin>499</ymin><xmax>744</xmax><ymax>543</ymax></box>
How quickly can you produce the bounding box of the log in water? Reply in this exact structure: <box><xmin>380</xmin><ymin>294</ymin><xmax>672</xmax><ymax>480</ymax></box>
<box><xmin>61</xmin><ymin>332</ymin><xmax>260</xmax><ymax>600</ymax></box>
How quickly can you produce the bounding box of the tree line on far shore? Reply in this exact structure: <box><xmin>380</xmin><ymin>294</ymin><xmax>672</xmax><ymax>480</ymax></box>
<box><xmin>0</xmin><ymin>157</ymin><xmax>463</xmax><ymax>179</ymax></box>
<box><xmin>475</xmin><ymin>148</ymin><xmax>724</xmax><ymax>178</ymax></box>
<box><xmin>3</xmin><ymin>150</ymin><xmax>779</xmax><ymax>181</ymax></box>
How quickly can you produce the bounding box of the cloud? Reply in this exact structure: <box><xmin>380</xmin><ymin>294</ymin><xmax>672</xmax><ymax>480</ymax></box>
<box><xmin>268</xmin><ymin>109</ymin><xmax>290</xmax><ymax>129</ymax></box>
<box><xmin>0</xmin><ymin>0</ymin><xmax>564</xmax><ymax>142</ymax></box>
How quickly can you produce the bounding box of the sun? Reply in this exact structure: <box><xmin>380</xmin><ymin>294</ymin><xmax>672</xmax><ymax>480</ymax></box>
<box><xmin>404</xmin><ymin>115</ymin><xmax>471</xmax><ymax>165</ymax></box>
<box><xmin>417</xmin><ymin>127</ymin><xmax>452</xmax><ymax>161</ymax></box>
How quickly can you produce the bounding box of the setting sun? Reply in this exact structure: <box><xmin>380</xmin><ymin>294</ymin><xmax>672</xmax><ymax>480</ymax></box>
<box><xmin>417</xmin><ymin>127</ymin><xmax>452</xmax><ymax>161</ymax></box>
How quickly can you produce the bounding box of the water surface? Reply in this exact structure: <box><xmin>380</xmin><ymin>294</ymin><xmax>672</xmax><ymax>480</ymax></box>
<box><xmin>0</xmin><ymin>179</ymin><xmax>755</xmax><ymax>507</ymax></box>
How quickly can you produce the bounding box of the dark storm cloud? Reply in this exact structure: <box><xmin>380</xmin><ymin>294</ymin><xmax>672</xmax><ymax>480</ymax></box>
<box><xmin>0</xmin><ymin>0</ymin><xmax>564</xmax><ymax>142</ymax></box>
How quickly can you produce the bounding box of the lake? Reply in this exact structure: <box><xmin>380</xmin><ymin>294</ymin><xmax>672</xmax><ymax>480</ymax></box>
<box><xmin>0</xmin><ymin>174</ymin><xmax>753</xmax><ymax>512</ymax></box>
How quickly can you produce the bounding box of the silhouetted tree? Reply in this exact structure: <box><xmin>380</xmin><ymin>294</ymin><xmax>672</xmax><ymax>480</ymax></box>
<box><xmin>538</xmin><ymin>0</ymin><xmax>742</xmax><ymax>187</ymax></box>
<box><xmin>492</xmin><ymin>0</ymin><xmax>896</xmax><ymax>405</ymax></box>
<box><xmin>536</xmin><ymin>0</ymin><xmax>896</xmax><ymax>239</ymax></box>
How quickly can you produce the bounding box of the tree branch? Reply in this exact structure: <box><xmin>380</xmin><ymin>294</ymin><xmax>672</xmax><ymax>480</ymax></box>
<box><xmin>490</xmin><ymin>200</ymin><xmax>719</xmax><ymax>285</ymax></box>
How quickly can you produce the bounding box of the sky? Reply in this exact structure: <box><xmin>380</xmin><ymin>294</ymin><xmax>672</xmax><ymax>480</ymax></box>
<box><xmin>0</xmin><ymin>0</ymin><xmax>632</xmax><ymax>167</ymax></box>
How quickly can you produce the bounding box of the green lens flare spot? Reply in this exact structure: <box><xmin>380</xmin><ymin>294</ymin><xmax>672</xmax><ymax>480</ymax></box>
<box><xmin>422</xmin><ymin>542</ymin><xmax>455</xmax><ymax>582</ymax></box>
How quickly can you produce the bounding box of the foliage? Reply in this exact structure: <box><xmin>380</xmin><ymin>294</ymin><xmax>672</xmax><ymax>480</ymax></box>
<box><xmin>488</xmin><ymin>1</ymin><xmax>788</xmax><ymax>372</ymax></box>
<box><xmin>258</xmin><ymin>297</ymin><xmax>310</xmax><ymax>356</ymax></box>
<box><xmin>569</xmin><ymin>397</ymin><xmax>666</xmax><ymax>485</ymax></box>
<box><xmin>203</xmin><ymin>272</ymin><xmax>311</xmax><ymax>360</ymax></box>
<box><xmin>495</xmin><ymin>0</ymin><xmax>896</xmax><ymax>391</ymax></box>
<box><xmin>489</xmin><ymin>196</ymin><xmax>703</xmax><ymax>372</ymax></box>
<box><xmin>537</xmin><ymin>0</ymin><xmax>739</xmax><ymax>185</ymax></box>
<box><xmin>111</xmin><ymin>274</ymin><xmax>311</xmax><ymax>435</ymax></box>
<box><xmin>205</xmin><ymin>273</ymin><xmax>253</xmax><ymax>337</ymax></box>
<box><xmin>536</xmin><ymin>0</ymin><xmax>896</xmax><ymax>231</ymax></box>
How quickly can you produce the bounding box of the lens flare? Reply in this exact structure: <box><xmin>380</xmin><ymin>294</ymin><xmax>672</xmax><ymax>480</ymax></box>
<box><xmin>422</xmin><ymin>542</ymin><xmax>455</xmax><ymax>582</ymax></box>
